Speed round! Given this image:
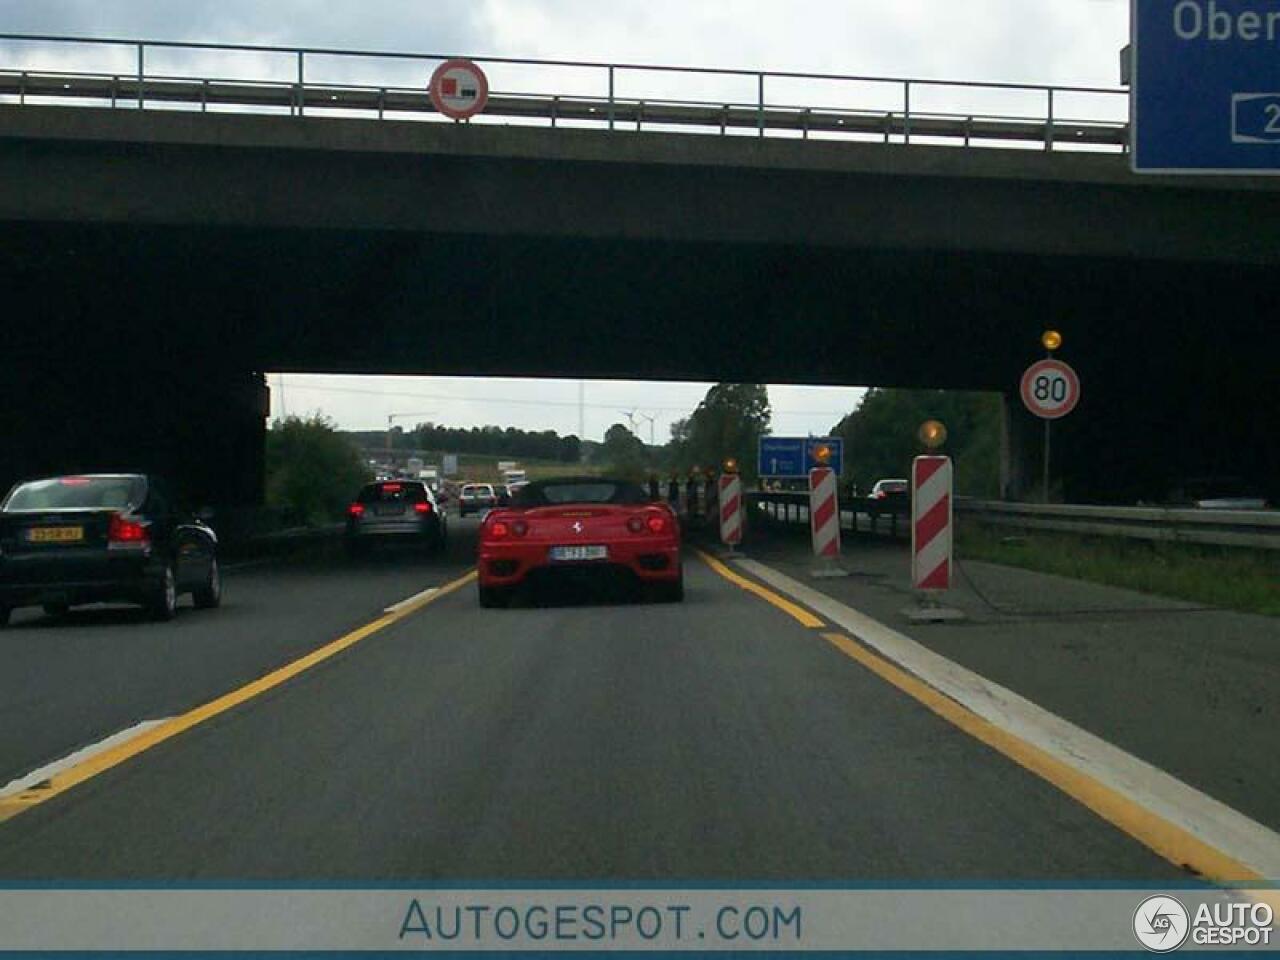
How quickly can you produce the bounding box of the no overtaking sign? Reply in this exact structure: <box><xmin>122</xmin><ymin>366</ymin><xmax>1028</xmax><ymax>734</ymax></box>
<box><xmin>429</xmin><ymin>59</ymin><xmax>489</xmax><ymax>120</ymax></box>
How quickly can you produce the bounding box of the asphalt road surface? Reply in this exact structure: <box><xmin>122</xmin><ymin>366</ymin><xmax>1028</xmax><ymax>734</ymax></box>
<box><xmin>0</xmin><ymin>517</ymin><xmax>1185</xmax><ymax>881</ymax></box>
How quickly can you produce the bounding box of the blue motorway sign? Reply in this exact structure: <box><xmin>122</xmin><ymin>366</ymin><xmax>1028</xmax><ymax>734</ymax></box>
<box><xmin>757</xmin><ymin>436</ymin><xmax>844</xmax><ymax>477</ymax></box>
<box><xmin>1133</xmin><ymin>0</ymin><xmax>1280</xmax><ymax>173</ymax></box>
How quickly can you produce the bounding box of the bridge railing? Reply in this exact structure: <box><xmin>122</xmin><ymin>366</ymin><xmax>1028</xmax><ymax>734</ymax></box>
<box><xmin>0</xmin><ymin>33</ymin><xmax>1128</xmax><ymax>152</ymax></box>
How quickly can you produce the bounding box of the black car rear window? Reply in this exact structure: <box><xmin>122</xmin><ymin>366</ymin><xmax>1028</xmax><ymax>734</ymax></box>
<box><xmin>514</xmin><ymin>481</ymin><xmax>647</xmax><ymax>506</ymax></box>
<box><xmin>357</xmin><ymin>482</ymin><xmax>428</xmax><ymax>504</ymax></box>
<box><xmin>3</xmin><ymin>475</ymin><xmax>147</xmax><ymax>511</ymax></box>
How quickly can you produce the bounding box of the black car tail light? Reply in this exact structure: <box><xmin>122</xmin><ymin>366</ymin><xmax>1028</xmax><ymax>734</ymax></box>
<box><xmin>108</xmin><ymin>513</ymin><xmax>149</xmax><ymax>548</ymax></box>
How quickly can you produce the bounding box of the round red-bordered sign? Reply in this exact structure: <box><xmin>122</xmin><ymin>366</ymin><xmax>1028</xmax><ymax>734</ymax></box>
<box><xmin>429</xmin><ymin>59</ymin><xmax>489</xmax><ymax>120</ymax></box>
<box><xmin>1020</xmin><ymin>358</ymin><xmax>1081</xmax><ymax>420</ymax></box>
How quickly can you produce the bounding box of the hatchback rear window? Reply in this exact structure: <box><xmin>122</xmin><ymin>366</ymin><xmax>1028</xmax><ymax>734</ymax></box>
<box><xmin>3</xmin><ymin>475</ymin><xmax>147</xmax><ymax>511</ymax></box>
<box><xmin>357</xmin><ymin>482</ymin><xmax>428</xmax><ymax>504</ymax></box>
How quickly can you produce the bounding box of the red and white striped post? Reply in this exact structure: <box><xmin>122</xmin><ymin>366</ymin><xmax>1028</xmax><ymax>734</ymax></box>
<box><xmin>719</xmin><ymin>472</ymin><xmax>742</xmax><ymax>550</ymax></box>
<box><xmin>809</xmin><ymin>466</ymin><xmax>847</xmax><ymax>576</ymax></box>
<box><xmin>911</xmin><ymin>455</ymin><xmax>953</xmax><ymax>591</ymax></box>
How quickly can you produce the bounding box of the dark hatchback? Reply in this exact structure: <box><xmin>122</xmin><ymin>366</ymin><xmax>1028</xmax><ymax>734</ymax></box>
<box><xmin>345</xmin><ymin>480</ymin><xmax>447</xmax><ymax>555</ymax></box>
<box><xmin>0</xmin><ymin>474</ymin><xmax>220</xmax><ymax>624</ymax></box>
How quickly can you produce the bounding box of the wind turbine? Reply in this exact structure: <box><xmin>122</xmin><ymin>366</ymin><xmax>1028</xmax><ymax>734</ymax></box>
<box><xmin>636</xmin><ymin>411</ymin><xmax>657</xmax><ymax>446</ymax></box>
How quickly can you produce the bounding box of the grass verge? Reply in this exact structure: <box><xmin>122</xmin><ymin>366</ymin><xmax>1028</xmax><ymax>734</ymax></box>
<box><xmin>957</xmin><ymin>521</ymin><xmax>1279</xmax><ymax>616</ymax></box>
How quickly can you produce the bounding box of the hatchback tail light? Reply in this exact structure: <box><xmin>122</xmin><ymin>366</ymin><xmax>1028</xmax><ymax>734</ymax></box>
<box><xmin>413</xmin><ymin>502</ymin><xmax>433</xmax><ymax>515</ymax></box>
<box><xmin>348</xmin><ymin>503</ymin><xmax>365</xmax><ymax>518</ymax></box>
<box><xmin>108</xmin><ymin>513</ymin><xmax>149</xmax><ymax>546</ymax></box>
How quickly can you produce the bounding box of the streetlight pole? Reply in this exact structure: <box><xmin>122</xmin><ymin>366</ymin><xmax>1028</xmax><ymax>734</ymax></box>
<box><xmin>386</xmin><ymin>411</ymin><xmax>436</xmax><ymax>465</ymax></box>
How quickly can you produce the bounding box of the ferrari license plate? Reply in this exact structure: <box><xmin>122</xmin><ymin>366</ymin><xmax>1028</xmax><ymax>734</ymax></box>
<box><xmin>29</xmin><ymin>526</ymin><xmax>84</xmax><ymax>543</ymax></box>
<box><xmin>549</xmin><ymin>545</ymin><xmax>608</xmax><ymax>562</ymax></box>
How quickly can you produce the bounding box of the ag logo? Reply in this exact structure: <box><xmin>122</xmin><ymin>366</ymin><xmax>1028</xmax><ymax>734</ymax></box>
<box><xmin>1133</xmin><ymin>896</ymin><xmax>1190</xmax><ymax>952</ymax></box>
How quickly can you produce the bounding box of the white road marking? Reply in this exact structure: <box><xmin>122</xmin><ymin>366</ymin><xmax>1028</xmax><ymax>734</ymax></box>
<box><xmin>0</xmin><ymin>719</ymin><xmax>172</xmax><ymax>798</ymax></box>
<box><xmin>383</xmin><ymin>587</ymin><xmax>438</xmax><ymax>614</ymax></box>
<box><xmin>733</xmin><ymin>555</ymin><xmax>1280</xmax><ymax>883</ymax></box>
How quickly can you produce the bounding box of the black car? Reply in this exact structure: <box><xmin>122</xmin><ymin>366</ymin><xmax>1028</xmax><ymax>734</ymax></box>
<box><xmin>0</xmin><ymin>473</ymin><xmax>220</xmax><ymax>624</ymax></box>
<box><xmin>345</xmin><ymin>480</ymin><xmax>447</xmax><ymax>555</ymax></box>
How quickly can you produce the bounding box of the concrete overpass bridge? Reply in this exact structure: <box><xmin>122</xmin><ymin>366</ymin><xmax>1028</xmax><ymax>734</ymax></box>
<box><xmin>1</xmin><ymin>35</ymin><xmax>1278</xmax><ymax>506</ymax></box>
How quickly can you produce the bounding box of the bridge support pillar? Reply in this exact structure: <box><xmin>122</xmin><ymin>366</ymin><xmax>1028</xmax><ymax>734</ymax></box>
<box><xmin>0</xmin><ymin>366</ymin><xmax>267</xmax><ymax>509</ymax></box>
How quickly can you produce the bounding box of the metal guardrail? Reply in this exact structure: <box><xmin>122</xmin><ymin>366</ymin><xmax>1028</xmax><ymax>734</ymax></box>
<box><xmin>747</xmin><ymin>491</ymin><xmax>1279</xmax><ymax>551</ymax></box>
<box><xmin>957</xmin><ymin>500</ymin><xmax>1280</xmax><ymax>551</ymax></box>
<box><xmin>0</xmin><ymin>33</ymin><xmax>1129</xmax><ymax>152</ymax></box>
<box><xmin>747</xmin><ymin>491</ymin><xmax>910</xmax><ymax>538</ymax></box>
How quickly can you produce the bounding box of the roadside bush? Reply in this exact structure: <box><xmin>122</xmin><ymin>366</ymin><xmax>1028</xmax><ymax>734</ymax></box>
<box><xmin>266</xmin><ymin>414</ymin><xmax>370</xmax><ymax>526</ymax></box>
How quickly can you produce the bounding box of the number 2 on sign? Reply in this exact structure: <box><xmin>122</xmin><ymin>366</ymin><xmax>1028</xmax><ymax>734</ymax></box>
<box><xmin>1266</xmin><ymin>103</ymin><xmax>1280</xmax><ymax>135</ymax></box>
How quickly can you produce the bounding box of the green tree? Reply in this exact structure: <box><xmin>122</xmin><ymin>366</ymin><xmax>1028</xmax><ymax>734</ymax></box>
<box><xmin>266</xmin><ymin>414</ymin><xmax>371</xmax><ymax>525</ymax></box>
<box><xmin>830</xmin><ymin>389</ymin><xmax>1001</xmax><ymax>497</ymax></box>
<box><xmin>672</xmin><ymin>383</ymin><xmax>771</xmax><ymax>480</ymax></box>
<box><xmin>600</xmin><ymin>422</ymin><xmax>648</xmax><ymax>479</ymax></box>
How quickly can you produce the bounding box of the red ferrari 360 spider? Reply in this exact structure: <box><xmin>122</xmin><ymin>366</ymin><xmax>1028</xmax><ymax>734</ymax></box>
<box><xmin>476</xmin><ymin>477</ymin><xmax>682</xmax><ymax>607</ymax></box>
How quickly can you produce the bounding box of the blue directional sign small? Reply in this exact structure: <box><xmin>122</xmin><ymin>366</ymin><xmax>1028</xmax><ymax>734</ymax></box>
<box><xmin>758</xmin><ymin>437</ymin><xmax>843</xmax><ymax>477</ymax></box>
<box><xmin>1133</xmin><ymin>0</ymin><xmax>1280</xmax><ymax>173</ymax></box>
<box><xmin>758</xmin><ymin>437</ymin><xmax>806</xmax><ymax>478</ymax></box>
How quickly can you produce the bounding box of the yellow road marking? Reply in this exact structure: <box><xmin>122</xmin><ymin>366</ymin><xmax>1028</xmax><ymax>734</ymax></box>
<box><xmin>820</xmin><ymin>631</ymin><xmax>1264</xmax><ymax>886</ymax></box>
<box><xmin>696</xmin><ymin>548</ymin><xmax>825</xmax><ymax>628</ymax></box>
<box><xmin>0</xmin><ymin>569</ymin><xmax>477</xmax><ymax>826</ymax></box>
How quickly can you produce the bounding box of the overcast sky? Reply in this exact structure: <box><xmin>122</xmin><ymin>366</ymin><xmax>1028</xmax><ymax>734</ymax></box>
<box><xmin>3</xmin><ymin>1</ymin><xmax>1129</xmax><ymax>441</ymax></box>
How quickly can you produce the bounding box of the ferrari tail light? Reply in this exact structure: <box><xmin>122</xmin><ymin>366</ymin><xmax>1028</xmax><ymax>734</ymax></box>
<box><xmin>629</xmin><ymin>513</ymin><xmax>668</xmax><ymax>534</ymax></box>
<box><xmin>348</xmin><ymin>503</ymin><xmax>365</xmax><ymax>518</ymax></box>
<box><xmin>490</xmin><ymin>521</ymin><xmax>510</xmax><ymax>538</ymax></box>
<box><xmin>511</xmin><ymin>520</ymin><xmax>529</xmax><ymax>537</ymax></box>
<box><xmin>108</xmin><ymin>513</ymin><xmax>149</xmax><ymax>544</ymax></box>
<box><xmin>413</xmin><ymin>501</ymin><xmax>432</xmax><ymax>514</ymax></box>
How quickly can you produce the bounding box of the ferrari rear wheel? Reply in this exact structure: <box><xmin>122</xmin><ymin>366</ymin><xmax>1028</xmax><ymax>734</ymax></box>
<box><xmin>42</xmin><ymin>602</ymin><xmax>70</xmax><ymax>618</ymax></box>
<box><xmin>478</xmin><ymin>584</ymin><xmax>511</xmax><ymax>609</ymax></box>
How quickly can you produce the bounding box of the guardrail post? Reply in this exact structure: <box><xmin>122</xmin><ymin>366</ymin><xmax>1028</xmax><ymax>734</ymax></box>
<box><xmin>636</xmin><ymin>100</ymin><xmax>644</xmax><ymax>131</ymax></box>
<box><xmin>377</xmin><ymin>87</ymin><xmax>385</xmax><ymax>119</ymax></box>
<box><xmin>18</xmin><ymin>71</ymin><xmax>25</xmax><ymax>105</ymax></box>
<box><xmin>296</xmin><ymin>50</ymin><xmax>305</xmax><ymax>117</ymax></box>
<box><xmin>802</xmin><ymin>107</ymin><xmax>810</xmax><ymax>139</ymax></box>
<box><xmin>964</xmin><ymin>115</ymin><xmax>972</xmax><ymax>146</ymax></box>
<box><xmin>136</xmin><ymin>43</ymin><xmax>144</xmax><ymax>109</ymax></box>
<box><xmin>607</xmin><ymin>65</ymin><xmax>615</xmax><ymax>130</ymax></box>
<box><xmin>903</xmin><ymin>80</ymin><xmax>911</xmax><ymax>143</ymax></box>
<box><xmin>1045</xmin><ymin>87</ymin><xmax>1055</xmax><ymax>151</ymax></box>
<box><xmin>201</xmin><ymin>78</ymin><xmax>208</xmax><ymax>112</ymax></box>
<box><xmin>551</xmin><ymin>94</ymin><xmax>558</xmax><ymax>128</ymax></box>
<box><xmin>757</xmin><ymin>72</ymin><xmax>765</xmax><ymax>137</ymax></box>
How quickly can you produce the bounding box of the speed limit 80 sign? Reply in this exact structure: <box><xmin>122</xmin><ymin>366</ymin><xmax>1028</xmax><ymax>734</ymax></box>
<box><xmin>1020</xmin><ymin>358</ymin><xmax>1080</xmax><ymax>420</ymax></box>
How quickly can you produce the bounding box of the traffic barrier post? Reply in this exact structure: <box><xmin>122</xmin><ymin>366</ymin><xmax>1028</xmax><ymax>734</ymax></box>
<box><xmin>906</xmin><ymin>455</ymin><xmax>964</xmax><ymax>622</ymax></box>
<box><xmin>719</xmin><ymin>473</ymin><xmax>742</xmax><ymax>553</ymax></box>
<box><xmin>809</xmin><ymin>466</ymin><xmax>848</xmax><ymax>578</ymax></box>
